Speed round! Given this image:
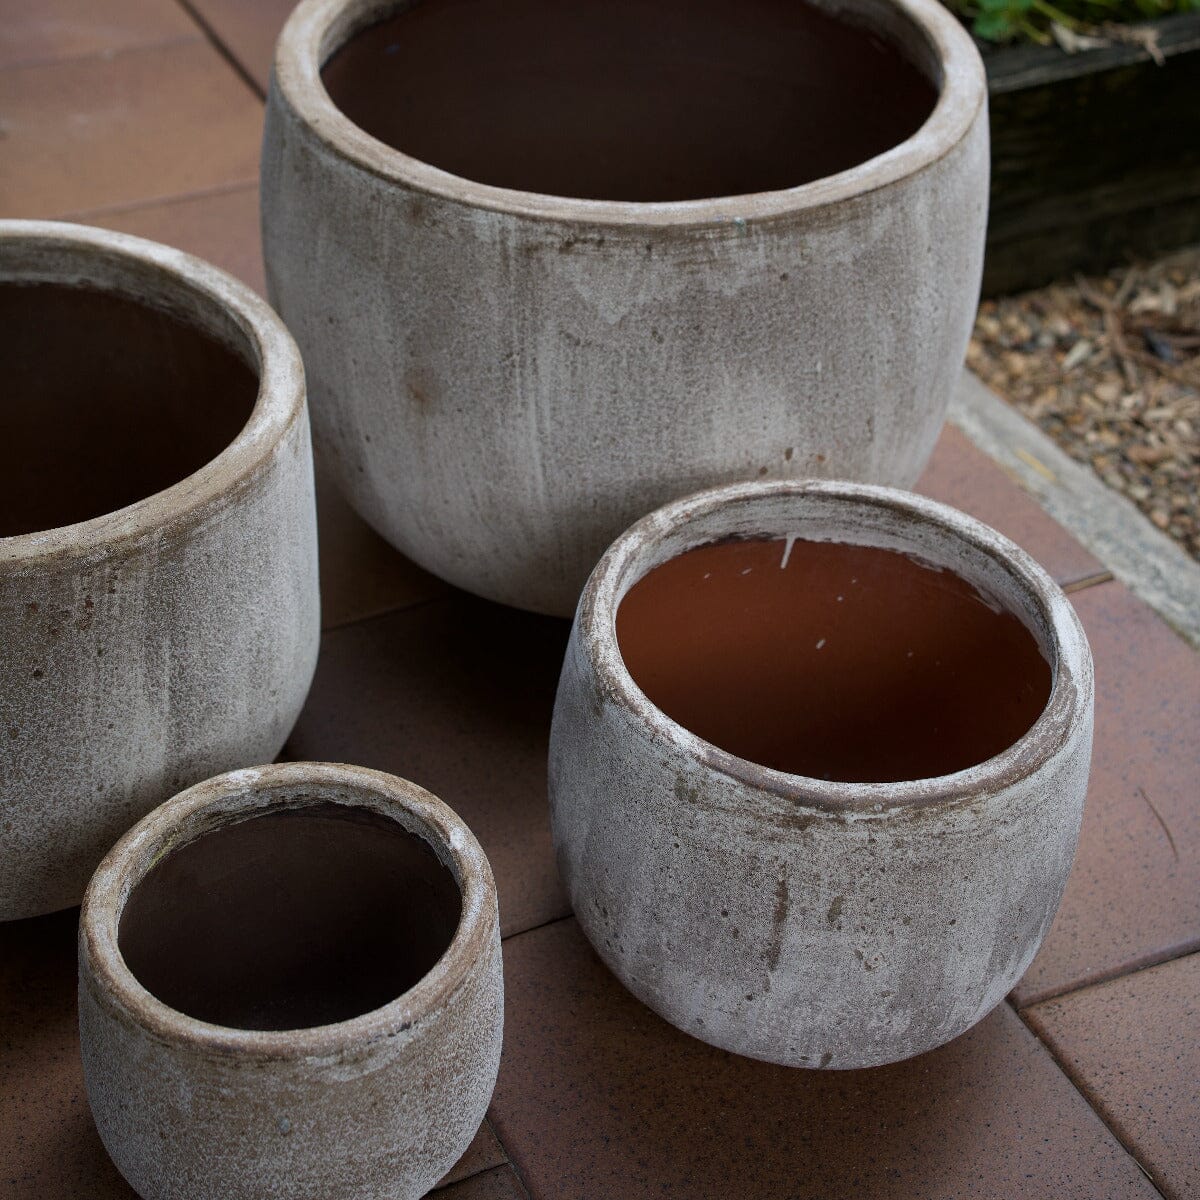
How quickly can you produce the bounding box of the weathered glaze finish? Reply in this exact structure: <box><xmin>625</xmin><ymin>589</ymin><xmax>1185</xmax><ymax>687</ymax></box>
<box><xmin>79</xmin><ymin>762</ymin><xmax>504</xmax><ymax>1200</ymax></box>
<box><xmin>0</xmin><ymin>221</ymin><xmax>319</xmax><ymax>920</ymax></box>
<box><xmin>262</xmin><ymin>0</ymin><xmax>989</xmax><ymax>616</ymax></box>
<box><xmin>549</xmin><ymin>481</ymin><xmax>1094</xmax><ymax>1068</ymax></box>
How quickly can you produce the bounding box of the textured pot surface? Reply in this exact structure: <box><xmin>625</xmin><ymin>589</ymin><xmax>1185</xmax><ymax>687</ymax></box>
<box><xmin>549</xmin><ymin>480</ymin><xmax>1094</xmax><ymax>1068</ymax></box>
<box><xmin>262</xmin><ymin>0</ymin><xmax>989</xmax><ymax>616</ymax></box>
<box><xmin>79</xmin><ymin>762</ymin><xmax>504</xmax><ymax>1200</ymax></box>
<box><xmin>0</xmin><ymin>220</ymin><xmax>319</xmax><ymax>920</ymax></box>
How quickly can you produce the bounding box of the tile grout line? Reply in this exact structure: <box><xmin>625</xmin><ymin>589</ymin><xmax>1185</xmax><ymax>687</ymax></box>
<box><xmin>501</xmin><ymin>912</ymin><xmax>573</xmax><ymax>945</ymax></box>
<box><xmin>57</xmin><ymin>178</ymin><xmax>262</xmax><ymax>225</ymax></box>
<box><xmin>484</xmin><ymin>1115</ymin><xmax>537</xmax><ymax>1200</ymax></box>
<box><xmin>1009</xmin><ymin>999</ymin><xmax>1170</xmax><ymax>1198</ymax></box>
<box><xmin>170</xmin><ymin>0</ymin><xmax>266</xmax><ymax>102</ymax></box>
<box><xmin>1062</xmin><ymin>570</ymin><xmax>1114</xmax><ymax>594</ymax></box>
<box><xmin>321</xmin><ymin>592</ymin><xmax>455</xmax><ymax>636</ymax></box>
<box><xmin>1015</xmin><ymin>942</ymin><xmax>1200</xmax><ymax>1011</ymax></box>
<box><xmin>484</xmin><ymin>1112</ymin><xmax>538</xmax><ymax>1200</ymax></box>
<box><xmin>504</xmin><ymin>1161</ymin><xmax>537</xmax><ymax>1200</ymax></box>
<box><xmin>0</xmin><ymin>33</ymin><xmax>202</xmax><ymax>74</ymax></box>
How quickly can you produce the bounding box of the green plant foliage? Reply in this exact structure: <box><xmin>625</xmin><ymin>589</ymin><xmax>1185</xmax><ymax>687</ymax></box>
<box><xmin>945</xmin><ymin>0</ymin><xmax>1200</xmax><ymax>43</ymax></box>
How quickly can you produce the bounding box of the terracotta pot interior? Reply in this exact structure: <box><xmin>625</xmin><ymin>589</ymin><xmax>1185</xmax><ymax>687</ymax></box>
<box><xmin>320</xmin><ymin>0</ymin><xmax>939</xmax><ymax>202</ymax></box>
<box><xmin>0</xmin><ymin>281</ymin><xmax>258</xmax><ymax>538</ymax></box>
<box><xmin>616</xmin><ymin>536</ymin><xmax>1053</xmax><ymax>784</ymax></box>
<box><xmin>117</xmin><ymin>803</ymin><xmax>463</xmax><ymax>1031</ymax></box>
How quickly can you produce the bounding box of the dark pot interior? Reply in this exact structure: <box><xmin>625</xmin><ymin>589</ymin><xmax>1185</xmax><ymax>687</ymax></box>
<box><xmin>0</xmin><ymin>281</ymin><xmax>258</xmax><ymax>538</ymax></box>
<box><xmin>118</xmin><ymin>803</ymin><xmax>463</xmax><ymax>1031</ymax></box>
<box><xmin>616</xmin><ymin>536</ymin><xmax>1053</xmax><ymax>783</ymax></box>
<box><xmin>321</xmin><ymin>0</ymin><xmax>939</xmax><ymax>202</ymax></box>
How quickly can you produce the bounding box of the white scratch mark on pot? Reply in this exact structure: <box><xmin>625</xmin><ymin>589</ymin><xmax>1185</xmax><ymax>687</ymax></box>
<box><xmin>224</xmin><ymin>768</ymin><xmax>262</xmax><ymax>789</ymax></box>
<box><xmin>816</xmin><ymin>638</ymin><xmax>826</xmax><ymax>650</ymax></box>
<box><xmin>780</xmin><ymin>534</ymin><xmax>798</xmax><ymax>570</ymax></box>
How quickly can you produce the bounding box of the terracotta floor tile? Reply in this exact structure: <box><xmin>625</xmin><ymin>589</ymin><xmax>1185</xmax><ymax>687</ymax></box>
<box><xmin>184</xmin><ymin>0</ymin><xmax>294</xmax><ymax>94</ymax></box>
<box><xmin>285</xmin><ymin>596</ymin><xmax>571</xmax><ymax>938</ymax></box>
<box><xmin>1025</xmin><ymin>954</ymin><xmax>1200</xmax><ymax>1200</ymax></box>
<box><xmin>435</xmin><ymin>1165</ymin><xmax>528</xmax><ymax>1200</ymax></box>
<box><xmin>490</xmin><ymin>918</ymin><xmax>1157</xmax><ymax>1200</ymax></box>
<box><xmin>0</xmin><ymin>40</ymin><xmax>260</xmax><ymax>220</ymax></box>
<box><xmin>0</xmin><ymin>908</ymin><xmax>507</xmax><ymax>1198</ymax></box>
<box><xmin>315</xmin><ymin>462</ymin><xmax>451</xmax><ymax>631</ymax></box>
<box><xmin>1013</xmin><ymin>581</ymin><xmax>1200</xmax><ymax>1006</ymax></box>
<box><xmin>0</xmin><ymin>0</ymin><xmax>197</xmax><ymax>70</ymax></box>
<box><xmin>85</xmin><ymin>182</ymin><xmax>264</xmax><ymax>294</ymax></box>
<box><xmin>917</xmin><ymin>425</ymin><xmax>1105</xmax><ymax>587</ymax></box>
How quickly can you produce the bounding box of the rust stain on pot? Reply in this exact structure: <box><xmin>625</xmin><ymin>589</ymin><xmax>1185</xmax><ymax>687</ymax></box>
<box><xmin>407</xmin><ymin>378</ymin><xmax>432</xmax><ymax>408</ymax></box>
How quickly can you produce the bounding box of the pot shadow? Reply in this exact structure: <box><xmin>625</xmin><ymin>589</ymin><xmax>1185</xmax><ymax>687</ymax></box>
<box><xmin>285</xmin><ymin>589</ymin><xmax>574</xmax><ymax>937</ymax></box>
<box><xmin>0</xmin><ymin>908</ymin><xmax>136</xmax><ymax>1199</ymax></box>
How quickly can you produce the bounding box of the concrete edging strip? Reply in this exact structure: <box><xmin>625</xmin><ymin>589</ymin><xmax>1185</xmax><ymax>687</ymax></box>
<box><xmin>951</xmin><ymin>370</ymin><xmax>1200</xmax><ymax>647</ymax></box>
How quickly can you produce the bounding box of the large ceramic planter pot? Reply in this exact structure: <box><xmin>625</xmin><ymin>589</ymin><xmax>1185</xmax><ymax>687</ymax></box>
<box><xmin>0</xmin><ymin>221</ymin><xmax>319</xmax><ymax>920</ymax></box>
<box><xmin>549</xmin><ymin>480</ymin><xmax>1093</xmax><ymax>1068</ymax></box>
<box><xmin>79</xmin><ymin>762</ymin><xmax>503</xmax><ymax>1200</ymax></box>
<box><xmin>263</xmin><ymin>0</ymin><xmax>988</xmax><ymax>616</ymax></box>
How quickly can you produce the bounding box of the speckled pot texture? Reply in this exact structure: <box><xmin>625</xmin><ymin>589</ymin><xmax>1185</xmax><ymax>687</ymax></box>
<box><xmin>549</xmin><ymin>481</ymin><xmax>1094</xmax><ymax>1069</ymax></box>
<box><xmin>0</xmin><ymin>221</ymin><xmax>319</xmax><ymax>920</ymax></box>
<box><xmin>79</xmin><ymin>762</ymin><xmax>504</xmax><ymax>1200</ymax></box>
<box><xmin>262</xmin><ymin>0</ymin><xmax>989</xmax><ymax>616</ymax></box>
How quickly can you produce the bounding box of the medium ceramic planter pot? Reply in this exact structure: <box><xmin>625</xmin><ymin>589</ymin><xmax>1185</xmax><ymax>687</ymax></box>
<box><xmin>0</xmin><ymin>221</ymin><xmax>319</xmax><ymax>920</ymax></box>
<box><xmin>262</xmin><ymin>0</ymin><xmax>988</xmax><ymax>616</ymax></box>
<box><xmin>549</xmin><ymin>480</ymin><xmax>1093</xmax><ymax>1069</ymax></box>
<box><xmin>79</xmin><ymin>762</ymin><xmax>503</xmax><ymax>1200</ymax></box>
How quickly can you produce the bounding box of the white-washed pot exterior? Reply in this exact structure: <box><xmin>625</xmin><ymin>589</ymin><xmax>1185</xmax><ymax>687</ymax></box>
<box><xmin>79</xmin><ymin>764</ymin><xmax>504</xmax><ymax>1200</ymax></box>
<box><xmin>262</xmin><ymin>0</ymin><xmax>989</xmax><ymax>616</ymax></box>
<box><xmin>549</xmin><ymin>481</ymin><xmax>1094</xmax><ymax>1068</ymax></box>
<box><xmin>0</xmin><ymin>222</ymin><xmax>320</xmax><ymax>920</ymax></box>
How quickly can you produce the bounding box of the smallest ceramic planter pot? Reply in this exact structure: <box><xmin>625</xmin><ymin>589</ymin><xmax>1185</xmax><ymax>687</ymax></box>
<box><xmin>549</xmin><ymin>480</ymin><xmax>1094</xmax><ymax>1069</ymax></box>
<box><xmin>79</xmin><ymin>762</ymin><xmax>503</xmax><ymax>1200</ymax></box>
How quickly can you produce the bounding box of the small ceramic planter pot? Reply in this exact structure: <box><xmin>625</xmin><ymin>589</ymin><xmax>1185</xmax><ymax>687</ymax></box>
<box><xmin>549</xmin><ymin>480</ymin><xmax>1094</xmax><ymax>1069</ymax></box>
<box><xmin>0</xmin><ymin>220</ymin><xmax>319</xmax><ymax>920</ymax></box>
<box><xmin>79</xmin><ymin>761</ymin><xmax>503</xmax><ymax>1200</ymax></box>
<box><xmin>263</xmin><ymin>0</ymin><xmax>988</xmax><ymax>616</ymax></box>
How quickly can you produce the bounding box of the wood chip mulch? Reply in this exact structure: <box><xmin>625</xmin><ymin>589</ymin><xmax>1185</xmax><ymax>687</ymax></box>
<box><xmin>967</xmin><ymin>246</ymin><xmax>1200</xmax><ymax>562</ymax></box>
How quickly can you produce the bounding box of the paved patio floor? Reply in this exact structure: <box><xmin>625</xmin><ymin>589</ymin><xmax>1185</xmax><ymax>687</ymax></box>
<box><xmin>1</xmin><ymin>4</ymin><xmax>1197</xmax><ymax>1197</ymax></box>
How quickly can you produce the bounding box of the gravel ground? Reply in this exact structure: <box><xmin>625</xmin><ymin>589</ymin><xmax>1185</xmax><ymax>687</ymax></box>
<box><xmin>967</xmin><ymin>246</ymin><xmax>1200</xmax><ymax>561</ymax></box>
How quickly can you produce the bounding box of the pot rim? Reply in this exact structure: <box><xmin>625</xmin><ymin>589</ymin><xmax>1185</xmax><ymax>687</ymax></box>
<box><xmin>578</xmin><ymin>479</ymin><xmax>1093</xmax><ymax>814</ymax></box>
<box><xmin>272</xmin><ymin>0</ymin><xmax>985</xmax><ymax>228</ymax></box>
<box><xmin>0</xmin><ymin>220</ymin><xmax>305</xmax><ymax>568</ymax></box>
<box><xmin>80</xmin><ymin>762</ymin><xmax>498</xmax><ymax>1060</ymax></box>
